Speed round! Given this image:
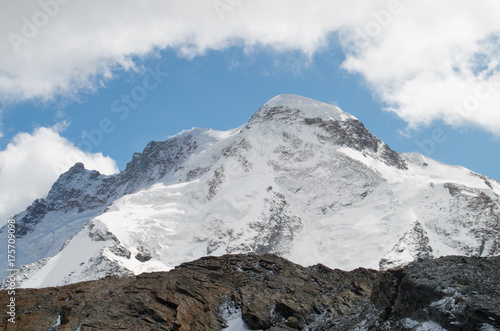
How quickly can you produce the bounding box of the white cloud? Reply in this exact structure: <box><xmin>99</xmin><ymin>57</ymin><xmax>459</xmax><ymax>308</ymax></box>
<box><xmin>0</xmin><ymin>125</ymin><xmax>118</xmax><ymax>226</ymax></box>
<box><xmin>0</xmin><ymin>0</ymin><xmax>392</xmax><ymax>102</ymax></box>
<box><xmin>0</xmin><ymin>0</ymin><xmax>500</xmax><ymax>133</ymax></box>
<box><xmin>341</xmin><ymin>0</ymin><xmax>500</xmax><ymax>134</ymax></box>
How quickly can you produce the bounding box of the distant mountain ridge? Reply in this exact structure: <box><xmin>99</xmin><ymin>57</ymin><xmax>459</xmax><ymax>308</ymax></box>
<box><xmin>1</xmin><ymin>94</ymin><xmax>500</xmax><ymax>288</ymax></box>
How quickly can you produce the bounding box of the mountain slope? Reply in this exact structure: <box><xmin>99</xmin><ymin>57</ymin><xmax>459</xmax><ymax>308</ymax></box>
<box><xmin>1</xmin><ymin>94</ymin><xmax>500</xmax><ymax>288</ymax></box>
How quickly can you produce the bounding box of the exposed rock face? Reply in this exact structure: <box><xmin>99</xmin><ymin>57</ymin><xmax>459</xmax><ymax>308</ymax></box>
<box><xmin>379</xmin><ymin>220</ymin><xmax>434</xmax><ymax>270</ymax></box>
<box><xmin>13</xmin><ymin>132</ymin><xmax>207</xmax><ymax>239</ymax></box>
<box><xmin>371</xmin><ymin>255</ymin><xmax>500</xmax><ymax>330</ymax></box>
<box><xmin>1</xmin><ymin>254</ymin><xmax>498</xmax><ymax>330</ymax></box>
<box><xmin>303</xmin><ymin>116</ymin><xmax>407</xmax><ymax>170</ymax></box>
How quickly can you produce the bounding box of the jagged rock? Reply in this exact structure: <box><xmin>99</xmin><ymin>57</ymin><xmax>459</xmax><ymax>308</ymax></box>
<box><xmin>206</xmin><ymin>165</ymin><xmax>225</xmax><ymax>201</ymax></box>
<box><xmin>1</xmin><ymin>254</ymin><xmax>498</xmax><ymax>330</ymax></box>
<box><xmin>380</xmin><ymin>220</ymin><xmax>434</xmax><ymax>270</ymax></box>
<box><xmin>109</xmin><ymin>243</ymin><xmax>131</xmax><ymax>259</ymax></box>
<box><xmin>0</xmin><ymin>254</ymin><xmax>378</xmax><ymax>330</ymax></box>
<box><xmin>371</xmin><ymin>255</ymin><xmax>500</xmax><ymax>330</ymax></box>
<box><xmin>135</xmin><ymin>244</ymin><xmax>153</xmax><ymax>262</ymax></box>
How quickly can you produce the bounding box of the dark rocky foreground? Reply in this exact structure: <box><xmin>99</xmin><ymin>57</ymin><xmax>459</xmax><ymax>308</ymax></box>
<box><xmin>1</xmin><ymin>254</ymin><xmax>499</xmax><ymax>330</ymax></box>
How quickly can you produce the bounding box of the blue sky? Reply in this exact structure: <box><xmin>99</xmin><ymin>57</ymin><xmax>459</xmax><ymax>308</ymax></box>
<box><xmin>0</xmin><ymin>0</ymin><xmax>500</xmax><ymax>222</ymax></box>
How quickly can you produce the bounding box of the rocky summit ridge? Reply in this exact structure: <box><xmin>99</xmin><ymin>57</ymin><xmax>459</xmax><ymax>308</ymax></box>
<box><xmin>1</xmin><ymin>94</ymin><xmax>500</xmax><ymax>289</ymax></box>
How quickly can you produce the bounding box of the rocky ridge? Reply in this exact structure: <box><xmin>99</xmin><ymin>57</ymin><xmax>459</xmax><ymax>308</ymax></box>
<box><xmin>0</xmin><ymin>254</ymin><xmax>498</xmax><ymax>330</ymax></box>
<box><xmin>13</xmin><ymin>129</ymin><xmax>216</xmax><ymax>237</ymax></box>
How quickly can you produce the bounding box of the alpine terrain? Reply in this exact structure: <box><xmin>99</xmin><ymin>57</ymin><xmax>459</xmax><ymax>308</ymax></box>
<box><xmin>2</xmin><ymin>254</ymin><xmax>499</xmax><ymax>330</ymax></box>
<box><xmin>1</xmin><ymin>94</ymin><xmax>500</xmax><ymax>289</ymax></box>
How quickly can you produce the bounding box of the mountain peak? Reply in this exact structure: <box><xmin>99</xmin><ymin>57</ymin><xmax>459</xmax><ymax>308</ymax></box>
<box><xmin>259</xmin><ymin>94</ymin><xmax>356</xmax><ymax>122</ymax></box>
<box><xmin>4</xmin><ymin>95</ymin><xmax>500</xmax><ymax>291</ymax></box>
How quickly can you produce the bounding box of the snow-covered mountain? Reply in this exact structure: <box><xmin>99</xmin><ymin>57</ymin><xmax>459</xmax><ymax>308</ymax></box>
<box><xmin>2</xmin><ymin>94</ymin><xmax>500</xmax><ymax>288</ymax></box>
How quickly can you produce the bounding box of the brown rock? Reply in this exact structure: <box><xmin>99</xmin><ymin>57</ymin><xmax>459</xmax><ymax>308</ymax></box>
<box><xmin>1</xmin><ymin>254</ymin><xmax>498</xmax><ymax>330</ymax></box>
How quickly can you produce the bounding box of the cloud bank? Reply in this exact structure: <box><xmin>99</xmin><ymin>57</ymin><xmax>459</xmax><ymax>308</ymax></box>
<box><xmin>0</xmin><ymin>126</ymin><xmax>118</xmax><ymax>226</ymax></box>
<box><xmin>0</xmin><ymin>0</ymin><xmax>500</xmax><ymax>133</ymax></box>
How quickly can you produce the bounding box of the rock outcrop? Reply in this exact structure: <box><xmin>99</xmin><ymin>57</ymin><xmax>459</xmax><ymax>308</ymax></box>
<box><xmin>1</xmin><ymin>254</ymin><xmax>498</xmax><ymax>330</ymax></box>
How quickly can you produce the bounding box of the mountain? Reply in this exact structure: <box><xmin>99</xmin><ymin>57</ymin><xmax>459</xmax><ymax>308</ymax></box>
<box><xmin>1</xmin><ymin>254</ymin><xmax>499</xmax><ymax>330</ymax></box>
<box><xmin>1</xmin><ymin>94</ymin><xmax>500</xmax><ymax>288</ymax></box>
